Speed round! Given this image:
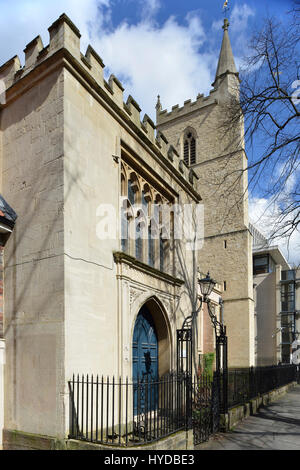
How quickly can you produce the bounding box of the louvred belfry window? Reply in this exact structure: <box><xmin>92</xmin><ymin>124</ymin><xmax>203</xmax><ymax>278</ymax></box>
<box><xmin>190</xmin><ymin>137</ymin><xmax>196</xmax><ymax>165</ymax></box>
<box><xmin>184</xmin><ymin>140</ymin><xmax>189</xmax><ymax>165</ymax></box>
<box><xmin>183</xmin><ymin>131</ymin><xmax>197</xmax><ymax>166</ymax></box>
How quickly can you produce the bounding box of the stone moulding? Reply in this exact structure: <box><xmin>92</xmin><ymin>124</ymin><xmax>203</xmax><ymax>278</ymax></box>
<box><xmin>3</xmin><ymin>428</ymin><xmax>194</xmax><ymax>451</ymax></box>
<box><xmin>113</xmin><ymin>251</ymin><xmax>185</xmax><ymax>287</ymax></box>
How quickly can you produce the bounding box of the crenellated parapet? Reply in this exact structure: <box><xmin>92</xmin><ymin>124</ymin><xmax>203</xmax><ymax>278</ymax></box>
<box><xmin>0</xmin><ymin>55</ymin><xmax>22</xmax><ymax>90</ymax></box>
<box><xmin>156</xmin><ymin>90</ymin><xmax>218</xmax><ymax>127</ymax></box>
<box><xmin>0</xmin><ymin>13</ymin><xmax>198</xmax><ymax>192</ymax></box>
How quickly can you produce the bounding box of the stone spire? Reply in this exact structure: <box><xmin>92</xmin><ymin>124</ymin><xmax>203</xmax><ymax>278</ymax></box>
<box><xmin>213</xmin><ymin>18</ymin><xmax>238</xmax><ymax>88</ymax></box>
<box><xmin>155</xmin><ymin>94</ymin><xmax>162</xmax><ymax>122</ymax></box>
<box><xmin>156</xmin><ymin>95</ymin><xmax>162</xmax><ymax>113</ymax></box>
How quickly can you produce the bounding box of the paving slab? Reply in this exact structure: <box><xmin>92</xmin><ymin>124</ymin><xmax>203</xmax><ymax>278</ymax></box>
<box><xmin>196</xmin><ymin>385</ymin><xmax>300</xmax><ymax>450</ymax></box>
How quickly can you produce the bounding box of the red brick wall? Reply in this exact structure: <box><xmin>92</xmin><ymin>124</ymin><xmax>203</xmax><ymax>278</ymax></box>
<box><xmin>202</xmin><ymin>303</ymin><xmax>215</xmax><ymax>354</ymax></box>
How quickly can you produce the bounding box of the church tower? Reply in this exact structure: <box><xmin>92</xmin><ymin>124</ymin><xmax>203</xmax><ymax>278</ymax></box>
<box><xmin>156</xmin><ymin>19</ymin><xmax>255</xmax><ymax>367</ymax></box>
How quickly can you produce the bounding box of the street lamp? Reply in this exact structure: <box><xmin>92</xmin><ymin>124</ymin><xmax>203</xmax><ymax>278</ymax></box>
<box><xmin>180</xmin><ymin>272</ymin><xmax>227</xmax><ymax>367</ymax></box>
<box><xmin>198</xmin><ymin>273</ymin><xmax>227</xmax><ymax>376</ymax></box>
<box><xmin>177</xmin><ymin>271</ymin><xmax>228</xmax><ymax>413</ymax></box>
<box><xmin>199</xmin><ymin>272</ymin><xmax>216</xmax><ymax>300</ymax></box>
<box><xmin>198</xmin><ymin>273</ymin><xmax>226</xmax><ymax>338</ymax></box>
<box><xmin>198</xmin><ymin>273</ymin><xmax>226</xmax><ymax>336</ymax></box>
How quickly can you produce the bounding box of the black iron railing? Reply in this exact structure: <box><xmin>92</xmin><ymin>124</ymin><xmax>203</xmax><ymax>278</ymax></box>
<box><xmin>192</xmin><ymin>372</ymin><xmax>221</xmax><ymax>445</ymax></box>
<box><xmin>68</xmin><ymin>365</ymin><xmax>298</xmax><ymax>446</ymax></box>
<box><xmin>227</xmin><ymin>364</ymin><xmax>297</xmax><ymax>409</ymax></box>
<box><xmin>68</xmin><ymin>373</ymin><xmax>191</xmax><ymax>447</ymax></box>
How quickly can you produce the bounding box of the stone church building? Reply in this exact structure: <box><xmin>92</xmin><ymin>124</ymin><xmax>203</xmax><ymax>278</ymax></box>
<box><xmin>0</xmin><ymin>14</ymin><xmax>254</xmax><ymax>448</ymax></box>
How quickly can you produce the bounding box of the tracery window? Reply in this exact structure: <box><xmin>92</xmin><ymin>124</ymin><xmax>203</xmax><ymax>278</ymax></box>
<box><xmin>120</xmin><ymin>160</ymin><xmax>172</xmax><ymax>273</ymax></box>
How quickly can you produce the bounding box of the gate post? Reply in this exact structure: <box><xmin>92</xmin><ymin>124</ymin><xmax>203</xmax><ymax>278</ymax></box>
<box><xmin>177</xmin><ymin>327</ymin><xmax>193</xmax><ymax>430</ymax></box>
<box><xmin>177</xmin><ymin>328</ymin><xmax>193</xmax><ymax>376</ymax></box>
<box><xmin>222</xmin><ymin>331</ymin><xmax>228</xmax><ymax>414</ymax></box>
<box><xmin>185</xmin><ymin>372</ymin><xmax>193</xmax><ymax>431</ymax></box>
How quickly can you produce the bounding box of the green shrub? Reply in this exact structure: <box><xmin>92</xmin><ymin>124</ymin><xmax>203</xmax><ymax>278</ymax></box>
<box><xmin>201</xmin><ymin>353</ymin><xmax>215</xmax><ymax>380</ymax></box>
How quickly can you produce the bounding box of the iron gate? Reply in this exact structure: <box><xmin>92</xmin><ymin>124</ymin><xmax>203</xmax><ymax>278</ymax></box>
<box><xmin>192</xmin><ymin>372</ymin><xmax>220</xmax><ymax>445</ymax></box>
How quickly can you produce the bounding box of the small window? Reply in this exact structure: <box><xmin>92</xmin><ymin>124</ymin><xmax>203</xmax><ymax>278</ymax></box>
<box><xmin>183</xmin><ymin>130</ymin><xmax>197</xmax><ymax>166</ymax></box>
<box><xmin>224</xmin><ymin>281</ymin><xmax>227</xmax><ymax>291</ymax></box>
<box><xmin>135</xmin><ymin>222</ymin><xmax>143</xmax><ymax>261</ymax></box>
<box><xmin>253</xmin><ymin>255</ymin><xmax>269</xmax><ymax>275</ymax></box>
<box><xmin>190</xmin><ymin>137</ymin><xmax>196</xmax><ymax>165</ymax></box>
<box><xmin>148</xmin><ymin>223</ymin><xmax>155</xmax><ymax>267</ymax></box>
<box><xmin>159</xmin><ymin>233</ymin><xmax>170</xmax><ymax>273</ymax></box>
<box><xmin>224</xmin><ymin>240</ymin><xmax>227</xmax><ymax>249</ymax></box>
<box><xmin>184</xmin><ymin>140</ymin><xmax>189</xmax><ymax>166</ymax></box>
<box><xmin>121</xmin><ymin>211</ymin><xmax>129</xmax><ymax>253</ymax></box>
<box><xmin>128</xmin><ymin>180</ymin><xmax>135</xmax><ymax>206</ymax></box>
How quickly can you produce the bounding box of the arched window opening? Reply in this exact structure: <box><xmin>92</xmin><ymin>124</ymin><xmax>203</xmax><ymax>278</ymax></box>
<box><xmin>184</xmin><ymin>140</ymin><xmax>189</xmax><ymax>166</ymax></box>
<box><xmin>121</xmin><ymin>173</ymin><xmax>129</xmax><ymax>253</ymax></box>
<box><xmin>121</xmin><ymin>208</ymin><xmax>129</xmax><ymax>253</ymax></box>
<box><xmin>135</xmin><ymin>222</ymin><xmax>143</xmax><ymax>261</ymax></box>
<box><xmin>148</xmin><ymin>223</ymin><xmax>155</xmax><ymax>267</ymax></box>
<box><xmin>190</xmin><ymin>137</ymin><xmax>196</xmax><ymax>165</ymax></box>
<box><xmin>183</xmin><ymin>130</ymin><xmax>197</xmax><ymax>166</ymax></box>
<box><xmin>128</xmin><ymin>179</ymin><xmax>135</xmax><ymax>206</ymax></box>
<box><xmin>120</xmin><ymin>163</ymin><xmax>174</xmax><ymax>271</ymax></box>
<box><xmin>160</xmin><ymin>233</ymin><xmax>165</xmax><ymax>272</ymax></box>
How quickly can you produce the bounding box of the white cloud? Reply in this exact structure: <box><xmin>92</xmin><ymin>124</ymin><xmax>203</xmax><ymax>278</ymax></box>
<box><xmin>229</xmin><ymin>3</ymin><xmax>255</xmax><ymax>70</ymax></box>
<box><xmin>140</xmin><ymin>0</ymin><xmax>161</xmax><ymax>21</ymax></box>
<box><xmin>94</xmin><ymin>14</ymin><xmax>213</xmax><ymax>117</ymax></box>
<box><xmin>230</xmin><ymin>3</ymin><xmax>255</xmax><ymax>33</ymax></box>
<box><xmin>0</xmin><ymin>0</ymin><xmax>108</xmax><ymax>63</ymax></box>
<box><xmin>0</xmin><ymin>0</ymin><xmax>217</xmax><ymax>119</ymax></box>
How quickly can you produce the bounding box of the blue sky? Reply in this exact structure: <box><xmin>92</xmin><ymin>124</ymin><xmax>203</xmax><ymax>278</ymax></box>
<box><xmin>0</xmin><ymin>0</ymin><xmax>299</xmax><ymax>263</ymax></box>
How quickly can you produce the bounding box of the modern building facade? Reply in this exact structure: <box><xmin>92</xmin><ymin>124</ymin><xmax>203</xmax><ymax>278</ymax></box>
<box><xmin>0</xmin><ymin>14</ymin><xmax>254</xmax><ymax>448</ymax></box>
<box><xmin>250</xmin><ymin>223</ymin><xmax>300</xmax><ymax>366</ymax></box>
<box><xmin>280</xmin><ymin>268</ymin><xmax>300</xmax><ymax>364</ymax></box>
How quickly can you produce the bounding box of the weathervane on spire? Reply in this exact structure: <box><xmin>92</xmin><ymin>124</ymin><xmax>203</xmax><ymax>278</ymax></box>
<box><xmin>223</xmin><ymin>0</ymin><xmax>230</xmax><ymax>17</ymax></box>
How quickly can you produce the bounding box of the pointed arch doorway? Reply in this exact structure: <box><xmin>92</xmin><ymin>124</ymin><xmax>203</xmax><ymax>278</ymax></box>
<box><xmin>133</xmin><ymin>305</ymin><xmax>159</xmax><ymax>383</ymax></box>
<box><xmin>132</xmin><ymin>298</ymin><xmax>171</xmax><ymax>414</ymax></box>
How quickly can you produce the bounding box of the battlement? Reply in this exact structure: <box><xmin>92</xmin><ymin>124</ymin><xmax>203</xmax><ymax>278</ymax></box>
<box><xmin>0</xmin><ymin>13</ymin><xmax>199</xmax><ymax>192</ymax></box>
<box><xmin>157</xmin><ymin>90</ymin><xmax>218</xmax><ymax>127</ymax></box>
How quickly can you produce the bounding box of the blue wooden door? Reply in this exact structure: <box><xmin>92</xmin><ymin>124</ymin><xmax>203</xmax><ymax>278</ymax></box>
<box><xmin>132</xmin><ymin>306</ymin><xmax>158</xmax><ymax>413</ymax></box>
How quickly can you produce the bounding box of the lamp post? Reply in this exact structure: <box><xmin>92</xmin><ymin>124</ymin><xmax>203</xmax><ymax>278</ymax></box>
<box><xmin>177</xmin><ymin>272</ymin><xmax>229</xmax><ymax>415</ymax></box>
<box><xmin>199</xmin><ymin>272</ymin><xmax>228</xmax><ymax>414</ymax></box>
<box><xmin>179</xmin><ymin>272</ymin><xmax>228</xmax><ymax>374</ymax></box>
<box><xmin>199</xmin><ymin>274</ymin><xmax>226</xmax><ymax>335</ymax></box>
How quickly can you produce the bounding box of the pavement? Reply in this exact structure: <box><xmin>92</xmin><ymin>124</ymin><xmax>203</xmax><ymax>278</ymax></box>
<box><xmin>196</xmin><ymin>385</ymin><xmax>300</xmax><ymax>450</ymax></box>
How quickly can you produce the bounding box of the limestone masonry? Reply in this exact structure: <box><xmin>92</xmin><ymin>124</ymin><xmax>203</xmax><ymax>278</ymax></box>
<box><xmin>0</xmin><ymin>13</ymin><xmax>254</xmax><ymax>447</ymax></box>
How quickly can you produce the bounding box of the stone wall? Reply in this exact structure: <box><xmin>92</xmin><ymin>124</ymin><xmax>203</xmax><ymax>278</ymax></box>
<box><xmin>226</xmin><ymin>381</ymin><xmax>297</xmax><ymax>430</ymax></box>
<box><xmin>3</xmin><ymin>429</ymin><xmax>194</xmax><ymax>451</ymax></box>
<box><xmin>1</xmin><ymin>65</ymin><xmax>66</xmax><ymax>438</ymax></box>
<box><xmin>156</xmin><ymin>75</ymin><xmax>254</xmax><ymax>368</ymax></box>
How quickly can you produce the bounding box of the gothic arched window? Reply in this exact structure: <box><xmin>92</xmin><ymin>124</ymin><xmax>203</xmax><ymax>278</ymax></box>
<box><xmin>121</xmin><ymin>173</ymin><xmax>128</xmax><ymax>253</ymax></box>
<box><xmin>183</xmin><ymin>130</ymin><xmax>197</xmax><ymax>166</ymax></box>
